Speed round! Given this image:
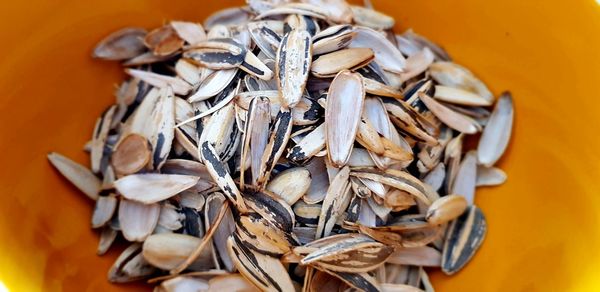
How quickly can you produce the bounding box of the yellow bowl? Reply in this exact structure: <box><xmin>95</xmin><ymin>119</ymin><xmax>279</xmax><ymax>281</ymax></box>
<box><xmin>1</xmin><ymin>0</ymin><xmax>599</xmax><ymax>291</ymax></box>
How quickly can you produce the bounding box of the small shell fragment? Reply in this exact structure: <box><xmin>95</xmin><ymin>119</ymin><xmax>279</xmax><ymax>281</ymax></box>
<box><xmin>171</xmin><ymin>21</ymin><xmax>206</xmax><ymax>45</ymax></box>
<box><xmin>144</xmin><ymin>25</ymin><xmax>184</xmax><ymax>56</ymax></box>
<box><xmin>158</xmin><ymin>203</ymin><xmax>184</xmax><ymax>231</ymax></box>
<box><xmin>476</xmin><ymin>166</ymin><xmax>507</xmax><ymax>187</ymax></box>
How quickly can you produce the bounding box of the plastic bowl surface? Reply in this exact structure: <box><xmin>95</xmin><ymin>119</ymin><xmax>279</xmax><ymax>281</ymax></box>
<box><xmin>1</xmin><ymin>0</ymin><xmax>599</xmax><ymax>291</ymax></box>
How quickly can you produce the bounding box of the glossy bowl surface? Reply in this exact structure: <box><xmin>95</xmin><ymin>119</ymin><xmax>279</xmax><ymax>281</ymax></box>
<box><xmin>1</xmin><ymin>0</ymin><xmax>600</xmax><ymax>291</ymax></box>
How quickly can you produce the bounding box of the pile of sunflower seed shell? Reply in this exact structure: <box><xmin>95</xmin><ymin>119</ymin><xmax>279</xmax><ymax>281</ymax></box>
<box><xmin>48</xmin><ymin>0</ymin><xmax>514</xmax><ymax>291</ymax></box>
